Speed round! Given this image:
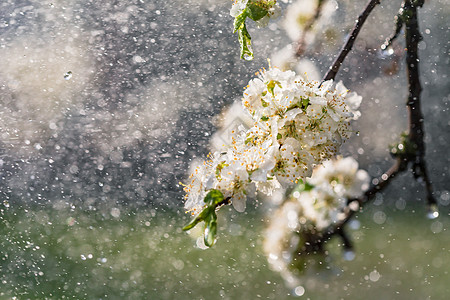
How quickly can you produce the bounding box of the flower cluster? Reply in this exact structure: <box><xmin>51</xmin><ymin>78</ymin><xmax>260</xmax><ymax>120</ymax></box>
<box><xmin>183</xmin><ymin>68</ymin><xmax>362</xmax><ymax>218</ymax></box>
<box><xmin>263</xmin><ymin>156</ymin><xmax>370</xmax><ymax>273</ymax></box>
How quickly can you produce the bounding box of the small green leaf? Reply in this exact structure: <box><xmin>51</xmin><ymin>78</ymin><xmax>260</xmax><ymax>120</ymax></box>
<box><xmin>204</xmin><ymin>189</ymin><xmax>224</xmax><ymax>206</ymax></box>
<box><xmin>204</xmin><ymin>213</ymin><xmax>218</xmax><ymax>247</ymax></box>
<box><xmin>303</xmin><ymin>182</ymin><xmax>315</xmax><ymax>192</ymax></box>
<box><xmin>182</xmin><ymin>206</ymin><xmax>213</xmax><ymax>231</ymax></box>
<box><xmin>261</xmin><ymin>116</ymin><xmax>269</xmax><ymax>121</ymax></box>
<box><xmin>233</xmin><ymin>9</ymin><xmax>249</xmax><ymax>33</ymax></box>
<box><xmin>182</xmin><ymin>217</ymin><xmax>200</xmax><ymax>231</ymax></box>
<box><xmin>182</xmin><ymin>190</ymin><xmax>225</xmax><ymax>247</ymax></box>
<box><xmin>238</xmin><ymin>23</ymin><xmax>253</xmax><ymax>60</ymax></box>
<box><xmin>302</xmin><ymin>98</ymin><xmax>310</xmax><ymax>110</ymax></box>
<box><xmin>247</xmin><ymin>3</ymin><xmax>268</xmax><ymax>21</ymax></box>
<box><xmin>277</xmin><ymin>133</ymin><xmax>282</xmax><ymax>140</ymax></box>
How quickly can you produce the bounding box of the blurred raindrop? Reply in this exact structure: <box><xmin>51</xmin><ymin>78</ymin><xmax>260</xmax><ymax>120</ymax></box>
<box><xmin>293</xmin><ymin>285</ymin><xmax>305</xmax><ymax>297</ymax></box>
<box><xmin>343</xmin><ymin>250</ymin><xmax>356</xmax><ymax>261</ymax></box>
<box><xmin>426</xmin><ymin>204</ymin><xmax>439</xmax><ymax>219</ymax></box>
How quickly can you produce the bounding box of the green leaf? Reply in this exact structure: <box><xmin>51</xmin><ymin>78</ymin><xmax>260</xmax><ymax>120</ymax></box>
<box><xmin>182</xmin><ymin>189</ymin><xmax>224</xmax><ymax>247</ymax></box>
<box><xmin>233</xmin><ymin>9</ymin><xmax>249</xmax><ymax>33</ymax></box>
<box><xmin>238</xmin><ymin>23</ymin><xmax>253</xmax><ymax>60</ymax></box>
<box><xmin>182</xmin><ymin>206</ymin><xmax>213</xmax><ymax>231</ymax></box>
<box><xmin>204</xmin><ymin>213</ymin><xmax>218</xmax><ymax>247</ymax></box>
<box><xmin>204</xmin><ymin>189</ymin><xmax>224</xmax><ymax>206</ymax></box>
<box><xmin>261</xmin><ymin>116</ymin><xmax>269</xmax><ymax>121</ymax></box>
<box><xmin>303</xmin><ymin>182</ymin><xmax>315</xmax><ymax>192</ymax></box>
<box><xmin>247</xmin><ymin>3</ymin><xmax>268</xmax><ymax>21</ymax></box>
<box><xmin>302</xmin><ymin>98</ymin><xmax>310</xmax><ymax>110</ymax></box>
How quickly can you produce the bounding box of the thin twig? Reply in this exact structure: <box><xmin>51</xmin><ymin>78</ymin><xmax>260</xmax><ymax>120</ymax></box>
<box><xmin>322</xmin><ymin>0</ymin><xmax>380</xmax><ymax>82</ymax></box>
<box><xmin>294</xmin><ymin>0</ymin><xmax>327</xmax><ymax>57</ymax></box>
<box><xmin>381</xmin><ymin>4</ymin><xmax>404</xmax><ymax>50</ymax></box>
<box><xmin>336</xmin><ymin>227</ymin><xmax>353</xmax><ymax>250</ymax></box>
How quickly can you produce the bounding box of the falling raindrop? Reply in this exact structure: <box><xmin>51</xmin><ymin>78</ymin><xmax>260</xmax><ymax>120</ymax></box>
<box><xmin>243</xmin><ymin>54</ymin><xmax>253</xmax><ymax>61</ymax></box>
<box><xmin>293</xmin><ymin>285</ymin><xmax>305</xmax><ymax>297</ymax></box>
<box><xmin>348</xmin><ymin>219</ymin><xmax>361</xmax><ymax>230</ymax></box>
<box><xmin>379</xmin><ymin>45</ymin><xmax>394</xmax><ymax>58</ymax></box>
<box><xmin>426</xmin><ymin>204</ymin><xmax>439</xmax><ymax>219</ymax></box>
<box><xmin>64</xmin><ymin>71</ymin><xmax>72</xmax><ymax>80</ymax></box>
<box><xmin>343</xmin><ymin>249</ymin><xmax>356</xmax><ymax>261</ymax></box>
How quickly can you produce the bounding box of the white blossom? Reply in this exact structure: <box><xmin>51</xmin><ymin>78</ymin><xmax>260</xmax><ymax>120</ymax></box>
<box><xmin>184</xmin><ymin>68</ymin><xmax>362</xmax><ymax>215</ymax></box>
<box><xmin>309</xmin><ymin>156</ymin><xmax>370</xmax><ymax>198</ymax></box>
<box><xmin>263</xmin><ymin>156</ymin><xmax>370</xmax><ymax>274</ymax></box>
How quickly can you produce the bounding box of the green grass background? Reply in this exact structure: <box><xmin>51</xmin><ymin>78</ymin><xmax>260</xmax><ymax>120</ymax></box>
<box><xmin>0</xmin><ymin>204</ymin><xmax>448</xmax><ymax>299</ymax></box>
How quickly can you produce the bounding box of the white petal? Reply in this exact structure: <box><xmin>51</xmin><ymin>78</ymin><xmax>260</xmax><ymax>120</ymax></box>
<box><xmin>232</xmin><ymin>193</ymin><xmax>246</xmax><ymax>212</ymax></box>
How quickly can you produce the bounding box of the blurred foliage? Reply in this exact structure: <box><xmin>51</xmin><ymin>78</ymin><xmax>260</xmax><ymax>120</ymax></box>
<box><xmin>0</xmin><ymin>205</ymin><xmax>449</xmax><ymax>299</ymax></box>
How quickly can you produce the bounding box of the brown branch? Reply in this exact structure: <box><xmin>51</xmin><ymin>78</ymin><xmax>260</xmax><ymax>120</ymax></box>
<box><xmin>381</xmin><ymin>3</ymin><xmax>404</xmax><ymax>51</ymax></box>
<box><xmin>403</xmin><ymin>0</ymin><xmax>436</xmax><ymax>207</ymax></box>
<box><xmin>303</xmin><ymin>0</ymin><xmax>437</xmax><ymax>253</ymax></box>
<box><xmin>322</xmin><ymin>0</ymin><xmax>380</xmax><ymax>82</ymax></box>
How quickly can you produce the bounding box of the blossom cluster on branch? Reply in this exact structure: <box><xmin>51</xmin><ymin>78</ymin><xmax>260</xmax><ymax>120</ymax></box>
<box><xmin>183</xmin><ymin>67</ymin><xmax>362</xmax><ymax>245</ymax></box>
<box><xmin>263</xmin><ymin>156</ymin><xmax>369</xmax><ymax>281</ymax></box>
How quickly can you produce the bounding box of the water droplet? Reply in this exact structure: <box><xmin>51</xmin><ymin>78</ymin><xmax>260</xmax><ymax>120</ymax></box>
<box><xmin>426</xmin><ymin>204</ymin><xmax>439</xmax><ymax>219</ymax></box>
<box><xmin>343</xmin><ymin>249</ymin><xmax>355</xmax><ymax>261</ymax></box>
<box><xmin>243</xmin><ymin>53</ymin><xmax>253</xmax><ymax>61</ymax></box>
<box><xmin>369</xmin><ymin>270</ymin><xmax>381</xmax><ymax>282</ymax></box>
<box><xmin>348</xmin><ymin>219</ymin><xmax>361</xmax><ymax>230</ymax></box>
<box><xmin>64</xmin><ymin>71</ymin><xmax>72</xmax><ymax>80</ymax></box>
<box><xmin>293</xmin><ymin>285</ymin><xmax>305</xmax><ymax>296</ymax></box>
<box><xmin>379</xmin><ymin>46</ymin><xmax>394</xmax><ymax>58</ymax></box>
<box><xmin>373</xmin><ymin>210</ymin><xmax>386</xmax><ymax>224</ymax></box>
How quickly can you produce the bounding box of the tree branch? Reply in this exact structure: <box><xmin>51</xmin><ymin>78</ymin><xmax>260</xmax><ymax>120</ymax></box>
<box><xmin>381</xmin><ymin>3</ymin><xmax>404</xmax><ymax>51</ymax></box>
<box><xmin>318</xmin><ymin>158</ymin><xmax>402</xmax><ymax>244</ymax></box>
<box><xmin>322</xmin><ymin>0</ymin><xmax>380</xmax><ymax>82</ymax></box>
<box><xmin>294</xmin><ymin>0</ymin><xmax>327</xmax><ymax>57</ymax></box>
<box><xmin>403</xmin><ymin>0</ymin><xmax>436</xmax><ymax>207</ymax></box>
<box><xmin>304</xmin><ymin>0</ymin><xmax>437</xmax><ymax>254</ymax></box>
